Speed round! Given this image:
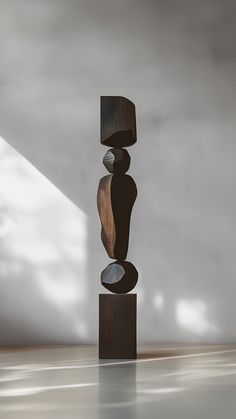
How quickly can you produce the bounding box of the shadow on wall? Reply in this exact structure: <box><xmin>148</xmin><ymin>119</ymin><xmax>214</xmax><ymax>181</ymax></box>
<box><xmin>0</xmin><ymin>137</ymin><xmax>88</xmax><ymax>345</ymax></box>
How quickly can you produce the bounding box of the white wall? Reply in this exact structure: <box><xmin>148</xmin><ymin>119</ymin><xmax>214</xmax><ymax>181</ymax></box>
<box><xmin>0</xmin><ymin>0</ymin><xmax>236</xmax><ymax>343</ymax></box>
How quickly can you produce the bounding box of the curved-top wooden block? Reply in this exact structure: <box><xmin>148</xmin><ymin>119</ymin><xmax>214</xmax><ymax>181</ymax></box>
<box><xmin>97</xmin><ymin>174</ymin><xmax>137</xmax><ymax>260</ymax></box>
<box><xmin>100</xmin><ymin>96</ymin><xmax>137</xmax><ymax>147</ymax></box>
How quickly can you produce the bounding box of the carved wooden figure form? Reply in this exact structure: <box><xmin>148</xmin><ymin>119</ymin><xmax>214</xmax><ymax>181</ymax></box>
<box><xmin>98</xmin><ymin>96</ymin><xmax>138</xmax><ymax>359</ymax></box>
<box><xmin>97</xmin><ymin>174</ymin><xmax>137</xmax><ymax>260</ymax></box>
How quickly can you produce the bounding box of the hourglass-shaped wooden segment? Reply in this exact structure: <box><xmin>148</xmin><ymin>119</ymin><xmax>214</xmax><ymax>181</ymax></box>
<box><xmin>100</xmin><ymin>96</ymin><xmax>137</xmax><ymax>147</ymax></box>
<box><xmin>97</xmin><ymin>174</ymin><xmax>137</xmax><ymax>260</ymax></box>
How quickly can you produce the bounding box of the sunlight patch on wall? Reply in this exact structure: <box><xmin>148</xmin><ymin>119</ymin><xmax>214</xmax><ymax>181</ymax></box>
<box><xmin>153</xmin><ymin>293</ymin><xmax>164</xmax><ymax>311</ymax></box>
<box><xmin>176</xmin><ymin>299</ymin><xmax>218</xmax><ymax>335</ymax></box>
<box><xmin>0</xmin><ymin>137</ymin><xmax>88</xmax><ymax>343</ymax></box>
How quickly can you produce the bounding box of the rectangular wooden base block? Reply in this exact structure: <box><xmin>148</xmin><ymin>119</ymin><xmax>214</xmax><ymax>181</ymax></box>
<box><xmin>99</xmin><ymin>294</ymin><xmax>137</xmax><ymax>359</ymax></box>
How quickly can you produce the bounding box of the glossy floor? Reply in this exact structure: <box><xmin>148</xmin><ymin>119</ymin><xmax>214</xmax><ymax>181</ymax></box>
<box><xmin>0</xmin><ymin>345</ymin><xmax>236</xmax><ymax>418</ymax></box>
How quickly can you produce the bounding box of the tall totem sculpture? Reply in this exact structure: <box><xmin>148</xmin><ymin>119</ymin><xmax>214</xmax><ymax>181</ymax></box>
<box><xmin>97</xmin><ymin>96</ymin><xmax>138</xmax><ymax>359</ymax></box>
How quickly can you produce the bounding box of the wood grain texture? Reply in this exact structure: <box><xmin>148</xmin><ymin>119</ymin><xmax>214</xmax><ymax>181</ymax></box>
<box><xmin>97</xmin><ymin>174</ymin><xmax>137</xmax><ymax>260</ymax></box>
<box><xmin>97</xmin><ymin>175</ymin><xmax>115</xmax><ymax>258</ymax></box>
<box><xmin>101</xmin><ymin>96</ymin><xmax>136</xmax><ymax>147</ymax></box>
<box><xmin>99</xmin><ymin>294</ymin><xmax>137</xmax><ymax>359</ymax></box>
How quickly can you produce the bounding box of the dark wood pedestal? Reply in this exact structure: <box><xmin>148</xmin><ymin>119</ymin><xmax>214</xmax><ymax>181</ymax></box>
<box><xmin>99</xmin><ymin>294</ymin><xmax>137</xmax><ymax>359</ymax></box>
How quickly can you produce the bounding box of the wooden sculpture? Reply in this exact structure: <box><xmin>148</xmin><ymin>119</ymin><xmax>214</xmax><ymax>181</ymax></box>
<box><xmin>101</xmin><ymin>261</ymin><xmax>138</xmax><ymax>294</ymax></box>
<box><xmin>100</xmin><ymin>96</ymin><xmax>136</xmax><ymax>147</ymax></box>
<box><xmin>97</xmin><ymin>174</ymin><xmax>137</xmax><ymax>260</ymax></box>
<box><xmin>98</xmin><ymin>96</ymin><xmax>138</xmax><ymax>359</ymax></box>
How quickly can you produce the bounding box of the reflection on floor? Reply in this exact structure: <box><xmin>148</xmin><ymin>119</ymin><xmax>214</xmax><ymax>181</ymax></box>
<box><xmin>0</xmin><ymin>345</ymin><xmax>236</xmax><ymax>418</ymax></box>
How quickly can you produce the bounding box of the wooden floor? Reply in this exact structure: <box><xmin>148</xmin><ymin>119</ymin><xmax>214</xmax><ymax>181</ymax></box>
<box><xmin>0</xmin><ymin>344</ymin><xmax>236</xmax><ymax>418</ymax></box>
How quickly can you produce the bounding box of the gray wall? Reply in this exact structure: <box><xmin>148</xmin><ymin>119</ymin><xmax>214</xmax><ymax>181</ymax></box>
<box><xmin>1</xmin><ymin>0</ymin><xmax>236</xmax><ymax>343</ymax></box>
